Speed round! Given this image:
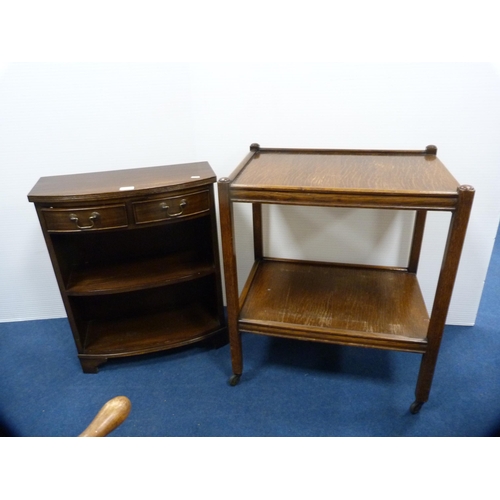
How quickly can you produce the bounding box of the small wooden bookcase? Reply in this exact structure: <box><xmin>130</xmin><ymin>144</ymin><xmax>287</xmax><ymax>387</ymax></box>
<box><xmin>218</xmin><ymin>144</ymin><xmax>474</xmax><ymax>413</ymax></box>
<box><xmin>28</xmin><ymin>162</ymin><xmax>226</xmax><ymax>373</ymax></box>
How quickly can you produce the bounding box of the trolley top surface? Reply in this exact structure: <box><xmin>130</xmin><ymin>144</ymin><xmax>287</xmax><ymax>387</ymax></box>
<box><xmin>230</xmin><ymin>148</ymin><xmax>461</xmax><ymax>197</ymax></box>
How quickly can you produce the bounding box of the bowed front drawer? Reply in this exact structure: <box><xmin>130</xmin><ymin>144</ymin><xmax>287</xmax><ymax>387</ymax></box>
<box><xmin>132</xmin><ymin>190</ymin><xmax>210</xmax><ymax>224</ymax></box>
<box><xmin>42</xmin><ymin>205</ymin><xmax>128</xmax><ymax>232</ymax></box>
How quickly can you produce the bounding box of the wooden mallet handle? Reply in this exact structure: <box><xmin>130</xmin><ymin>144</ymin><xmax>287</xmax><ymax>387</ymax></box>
<box><xmin>79</xmin><ymin>396</ymin><xmax>131</xmax><ymax>437</ymax></box>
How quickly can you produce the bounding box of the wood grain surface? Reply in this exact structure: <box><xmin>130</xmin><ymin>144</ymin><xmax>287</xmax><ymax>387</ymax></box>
<box><xmin>232</xmin><ymin>152</ymin><xmax>459</xmax><ymax>195</ymax></box>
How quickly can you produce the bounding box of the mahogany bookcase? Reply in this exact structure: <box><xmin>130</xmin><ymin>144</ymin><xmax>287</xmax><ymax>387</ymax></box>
<box><xmin>218</xmin><ymin>144</ymin><xmax>474</xmax><ymax>413</ymax></box>
<box><xmin>28</xmin><ymin>162</ymin><xmax>226</xmax><ymax>373</ymax></box>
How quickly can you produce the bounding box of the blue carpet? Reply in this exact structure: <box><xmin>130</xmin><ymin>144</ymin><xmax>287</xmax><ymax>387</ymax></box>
<box><xmin>1</xmin><ymin>225</ymin><xmax>499</xmax><ymax>437</ymax></box>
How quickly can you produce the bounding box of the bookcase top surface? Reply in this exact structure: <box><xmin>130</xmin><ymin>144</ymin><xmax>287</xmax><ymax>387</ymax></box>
<box><xmin>28</xmin><ymin>162</ymin><xmax>215</xmax><ymax>202</ymax></box>
<box><xmin>231</xmin><ymin>149</ymin><xmax>461</xmax><ymax>196</ymax></box>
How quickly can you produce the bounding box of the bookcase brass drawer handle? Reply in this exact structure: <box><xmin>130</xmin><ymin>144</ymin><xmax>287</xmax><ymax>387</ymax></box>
<box><xmin>69</xmin><ymin>211</ymin><xmax>100</xmax><ymax>229</ymax></box>
<box><xmin>160</xmin><ymin>199</ymin><xmax>187</xmax><ymax>217</ymax></box>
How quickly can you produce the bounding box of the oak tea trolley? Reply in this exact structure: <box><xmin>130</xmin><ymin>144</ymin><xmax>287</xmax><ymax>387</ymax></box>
<box><xmin>218</xmin><ymin>144</ymin><xmax>474</xmax><ymax>413</ymax></box>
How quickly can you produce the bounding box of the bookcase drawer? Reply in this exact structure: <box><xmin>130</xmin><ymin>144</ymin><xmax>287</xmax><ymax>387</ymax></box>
<box><xmin>42</xmin><ymin>205</ymin><xmax>128</xmax><ymax>232</ymax></box>
<box><xmin>132</xmin><ymin>190</ymin><xmax>209</xmax><ymax>224</ymax></box>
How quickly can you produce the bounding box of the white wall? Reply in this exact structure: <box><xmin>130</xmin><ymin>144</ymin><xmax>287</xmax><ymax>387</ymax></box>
<box><xmin>1</xmin><ymin>62</ymin><xmax>499</xmax><ymax>324</ymax></box>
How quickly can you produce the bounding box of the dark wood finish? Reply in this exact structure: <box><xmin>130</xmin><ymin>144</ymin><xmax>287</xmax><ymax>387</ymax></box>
<box><xmin>42</xmin><ymin>204</ymin><xmax>128</xmax><ymax>232</ymax></box>
<box><xmin>252</xmin><ymin>203</ymin><xmax>264</xmax><ymax>260</ymax></box>
<box><xmin>28</xmin><ymin>162</ymin><xmax>215</xmax><ymax>202</ymax></box>
<box><xmin>29</xmin><ymin>163</ymin><xmax>226</xmax><ymax>373</ymax></box>
<box><xmin>218</xmin><ymin>144</ymin><xmax>474</xmax><ymax>412</ymax></box>
<box><xmin>132</xmin><ymin>190</ymin><xmax>209</xmax><ymax>224</ymax></box>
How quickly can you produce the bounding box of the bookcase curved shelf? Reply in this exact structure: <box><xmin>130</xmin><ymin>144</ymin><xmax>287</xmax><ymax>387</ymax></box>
<box><xmin>65</xmin><ymin>251</ymin><xmax>216</xmax><ymax>295</ymax></box>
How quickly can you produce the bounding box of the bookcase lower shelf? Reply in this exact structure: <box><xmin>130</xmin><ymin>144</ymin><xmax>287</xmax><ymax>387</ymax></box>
<box><xmin>85</xmin><ymin>304</ymin><xmax>220</xmax><ymax>352</ymax></box>
<box><xmin>239</xmin><ymin>259</ymin><xmax>429</xmax><ymax>353</ymax></box>
<box><xmin>78</xmin><ymin>308</ymin><xmax>224</xmax><ymax>372</ymax></box>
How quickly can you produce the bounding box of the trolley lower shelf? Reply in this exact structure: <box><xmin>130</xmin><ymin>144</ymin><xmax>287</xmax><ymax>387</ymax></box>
<box><xmin>239</xmin><ymin>259</ymin><xmax>429</xmax><ymax>354</ymax></box>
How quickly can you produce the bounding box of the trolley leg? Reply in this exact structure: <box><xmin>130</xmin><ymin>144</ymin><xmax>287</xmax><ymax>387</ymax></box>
<box><xmin>411</xmin><ymin>351</ymin><xmax>439</xmax><ymax>413</ymax></box>
<box><xmin>218</xmin><ymin>178</ymin><xmax>243</xmax><ymax>385</ymax></box>
<box><xmin>410</xmin><ymin>185</ymin><xmax>474</xmax><ymax>414</ymax></box>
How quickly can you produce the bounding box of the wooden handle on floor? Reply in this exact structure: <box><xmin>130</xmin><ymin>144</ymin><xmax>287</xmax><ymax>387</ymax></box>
<box><xmin>79</xmin><ymin>396</ymin><xmax>132</xmax><ymax>437</ymax></box>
